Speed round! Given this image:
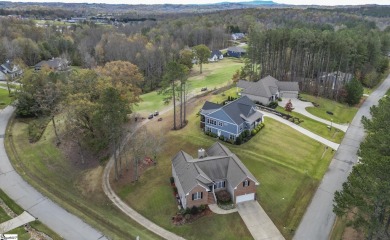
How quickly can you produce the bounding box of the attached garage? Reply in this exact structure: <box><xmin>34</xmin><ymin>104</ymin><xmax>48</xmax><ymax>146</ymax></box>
<box><xmin>280</xmin><ymin>91</ymin><xmax>298</xmax><ymax>99</ymax></box>
<box><xmin>236</xmin><ymin>193</ymin><xmax>255</xmax><ymax>203</ymax></box>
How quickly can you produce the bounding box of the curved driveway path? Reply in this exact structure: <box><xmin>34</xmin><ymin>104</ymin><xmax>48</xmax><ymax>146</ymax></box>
<box><xmin>279</xmin><ymin>99</ymin><xmax>349</xmax><ymax>132</ymax></box>
<box><xmin>261</xmin><ymin>111</ymin><xmax>339</xmax><ymax>150</ymax></box>
<box><xmin>0</xmin><ymin>106</ymin><xmax>107</xmax><ymax>240</ymax></box>
<box><xmin>294</xmin><ymin>74</ymin><xmax>390</xmax><ymax>240</ymax></box>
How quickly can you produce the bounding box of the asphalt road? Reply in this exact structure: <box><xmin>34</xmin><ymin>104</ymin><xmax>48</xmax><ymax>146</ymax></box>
<box><xmin>293</xmin><ymin>74</ymin><xmax>390</xmax><ymax>240</ymax></box>
<box><xmin>0</xmin><ymin>106</ymin><xmax>107</xmax><ymax>240</ymax></box>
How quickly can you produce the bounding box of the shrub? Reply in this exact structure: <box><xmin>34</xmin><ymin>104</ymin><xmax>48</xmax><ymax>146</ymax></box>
<box><xmin>173</xmin><ymin>187</ymin><xmax>178</xmax><ymax>193</ymax></box>
<box><xmin>191</xmin><ymin>206</ymin><xmax>199</xmax><ymax>215</ymax></box>
<box><xmin>184</xmin><ymin>207</ymin><xmax>191</xmax><ymax>215</ymax></box>
<box><xmin>219</xmin><ymin>135</ymin><xmax>225</xmax><ymax>141</ymax></box>
<box><xmin>170</xmin><ymin>177</ymin><xmax>174</xmax><ymax>184</ymax></box>
<box><xmin>244</xmin><ymin>130</ymin><xmax>250</xmax><ymax>138</ymax></box>
<box><xmin>199</xmin><ymin>204</ymin><xmax>206</xmax><ymax>212</ymax></box>
<box><xmin>278</xmin><ymin>97</ymin><xmax>282</xmax><ymax>101</ymax></box>
<box><xmin>251</xmin><ymin>129</ymin><xmax>257</xmax><ymax>136</ymax></box>
<box><xmin>184</xmin><ymin>214</ymin><xmax>191</xmax><ymax>220</ymax></box>
<box><xmin>216</xmin><ymin>190</ymin><xmax>231</xmax><ymax>204</ymax></box>
<box><xmin>268</xmin><ymin>101</ymin><xmax>278</xmax><ymax>109</ymax></box>
<box><xmin>261</xmin><ymin>123</ymin><xmax>265</xmax><ymax>128</ymax></box>
<box><xmin>235</xmin><ymin>135</ymin><xmax>242</xmax><ymax>145</ymax></box>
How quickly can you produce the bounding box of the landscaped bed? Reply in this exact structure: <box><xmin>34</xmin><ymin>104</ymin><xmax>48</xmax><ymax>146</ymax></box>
<box><xmin>299</xmin><ymin>93</ymin><xmax>358</xmax><ymax>124</ymax></box>
<box><xmin>112</xmin><ymin>90</ymin><xmax>335</xmax><ymax>239</ymax></box>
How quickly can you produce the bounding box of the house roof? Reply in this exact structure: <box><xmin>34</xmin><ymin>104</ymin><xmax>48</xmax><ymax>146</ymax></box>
<box><xmin>35</xmin><ymin>58</ymin><xmax>68</xmax><ymax>69</ymax></box>
<box><xmin>227</xmin><ymin>46</ymin><xmax>246</xmax><ymax>53</ymax></box>
<box><xmin>210</xmin><ymin>50</ymin><xmax>222</xmax><ymax>58</ymax></box>
<box><xmin>276</xmin><ymin>81</ymin><xmax>299</xmax><ymax>92</ymax></box>
<box><xmin>237</xmin><ymin>75</ymin><xmax>299</xmax><ymax>98</ymax></box>
<box><xmin>201</xmin><ymin>96</ymin><xmax>263</xmax><ymax>126</ymax></box>
<box><xmin>172</xmin><ymin>142</ymin><xmax>259</xmax><ymax>194</ymax></box>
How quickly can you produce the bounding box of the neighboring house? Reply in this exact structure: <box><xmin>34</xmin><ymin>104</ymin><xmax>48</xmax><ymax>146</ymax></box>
<box><xmin>200</xmin><ymin>96</ymin><xmax>263</xmax><ymax>141</ymax></box>
<box><xmin>231</xmin><ymin>33</ymin><xmax>245</xmax><ymax>41</ymax></box>
<box><xmin>35</xmin><ymin>58</ymin><xmax>69</xmax><ymax>71</ymax></box>
<box><xmin>208</xmin><ymin>50</ymin><xmax>223</xmax><ymax>62</ymax></box>
<box><xmin>227</xmin><ymin>46</ymin><xmax>246</xmax><ymax>58</ymax></box>
<box><xmin>0</xmin><ymin>60</ymin><xmax>23</xmax><ymax>81</ymax></box>
<box><xmin>172</xmin><ymin>142</ymin><xmax>259</xmax><ymax>209</ymax></box>
<box><xmin>319</xmin><ymin>71</ymin><xmax>353</xmax><ymax>90</ymax></box>
<box><xmin>237</xmin><ymin>75</ymin><xmax>299</xmax><ymax>105</ymax></box>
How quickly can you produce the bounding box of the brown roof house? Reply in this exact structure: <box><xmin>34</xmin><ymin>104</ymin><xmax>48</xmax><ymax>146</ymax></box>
<box><xmin>237</xmin><ymin>75</ymin><xmax>299</xmax><ymax>105</ymax></box>
<box><xmin>171</xmin><ymin>142</ymin><xmax>259</xmax><ymax>209</ymax></box>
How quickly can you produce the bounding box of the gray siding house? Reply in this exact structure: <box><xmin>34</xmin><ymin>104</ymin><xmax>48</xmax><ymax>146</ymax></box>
<box><xmin>200</xmin><ymin>96</ymin><xmax>263</xmax><ymax>141</ymax></box>
<box><xmin>237</xmin><ymin>75</ymin><xmax>299</xmax><ymax>105</ymax></box>
<box><xmin>172</xmin><ymin>142</ymin><xmax>259</xmax><ymax>209</ymax></box>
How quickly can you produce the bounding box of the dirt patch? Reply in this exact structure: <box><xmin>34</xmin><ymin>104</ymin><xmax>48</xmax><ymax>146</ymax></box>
<box><xmin>75</xmin><ymin>166</ymin><xmax>104</xmax><ymax>197</ymax></box>
<box><xmin>342</xmin><ymin>226</ymin><xmax>364</xmax><ymax>240</ymax></box>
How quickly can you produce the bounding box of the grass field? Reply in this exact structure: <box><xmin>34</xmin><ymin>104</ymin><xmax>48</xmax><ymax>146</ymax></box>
<box><xmin>115</xmin><ymin>91</ymin><xmax>334</xmax><ymax>239</ymax></box>
<box><xmin>134</xmin><ymin>58</ymin><xmax>243</xmax><ymax>115</ymax></box>
<box><xmin>0</xmin><ymin>88</ymin><xmax>13</xmax><ymax>109</ymax></box>
<box><xmin>276</xmin><ymin>106</ymin><xmax>345</xmax><ymax>143</ymax></box>
<box><xmin>6</xmin><ymin>118</ymin><xmax>161</xmax><ymax>240</ymax></box>
<box><xmin>299</xmin><ymin>93</ymin><xmax>358</xmax><ymax>124</ymax></box>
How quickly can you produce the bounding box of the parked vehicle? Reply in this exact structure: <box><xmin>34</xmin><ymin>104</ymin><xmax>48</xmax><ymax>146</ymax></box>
<box><xmin>148</xmin><ymin>113</ymin><xmax>154</xmax><ymax>119</ymax></box>
<box><xmin>154</xmin><ymin>111</ymin><xmax>159</xmax><ymax>116</ymax></box>
<box><xmin>201</xmin><ymin>87</ymin><xmax>207</xmax><ymax>91</ymax></box>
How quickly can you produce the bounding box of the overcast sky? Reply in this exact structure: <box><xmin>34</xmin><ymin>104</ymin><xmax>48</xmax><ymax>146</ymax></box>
<box><xmin>7</xmin><ymin>0</ymin><xmax>389</xmax><ymax>6</ymax></box>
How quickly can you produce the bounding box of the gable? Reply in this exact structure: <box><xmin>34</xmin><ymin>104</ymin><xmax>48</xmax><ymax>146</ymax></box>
<box><xmin>207</xmin><ymin>109</ymin><xmax>236</xmax><ymax>125</ymax></box>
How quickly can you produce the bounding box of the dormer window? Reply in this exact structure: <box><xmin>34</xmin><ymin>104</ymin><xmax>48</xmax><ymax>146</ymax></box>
<box><xmin>243</xmin><ymin>180</ymin><xmax>250</xmax><ymax>187</ymax></box>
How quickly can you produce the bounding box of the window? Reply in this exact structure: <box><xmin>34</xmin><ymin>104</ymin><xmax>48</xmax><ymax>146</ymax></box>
<box><xmin>239</xmin><ymin>125</ymin><xmax>243</xmax><ymax>131</ymax></box>
<box><xmin>192</xmin><ymin>192</ymin><xmax>203</xmax><ymax>200</ymax></box>
<box><xmin>207</xmin><ymin>118</ymin><xmax>210</xmax><ymax>124</ymax></box>
<box><xmin>229</xmin><ymin>134</ymin><xmax>236</xmax><ymax>140</ymax></box>
<box><xmin>243</xmin><ymin>180</ymin><xmax>250</xmax><ymax>187</ymax></box>
<box><xmin>206</xmin><ymin>127</ymin><xmax>212</xmax><ymax>132</ymax></box>
<box><xmin>218</xmin><ymin>122</ymin><xmax>223</xmax><ymax>127</ymax></box>
<box><xmin>215</xmin><ymin>181</ymin><xmax>225</xmax><ymax>189</ymax></box>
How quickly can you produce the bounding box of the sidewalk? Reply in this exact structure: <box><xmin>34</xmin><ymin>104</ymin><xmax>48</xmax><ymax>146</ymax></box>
<box><xmin>208</xmin><ymin>204</ymin><xmax>237</xmax><ymax>214</ymax></box>
<box><xmin>0</xmin><ymin>211</ymin><xmax>35</xmax><ymax>233</ymax></box>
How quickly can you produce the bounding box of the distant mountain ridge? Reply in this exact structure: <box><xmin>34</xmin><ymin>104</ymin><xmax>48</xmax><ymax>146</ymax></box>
<box><xmin>214</xmin><ymin>1</ymin><xmax>278</xmax><ymax>5</ymax></box>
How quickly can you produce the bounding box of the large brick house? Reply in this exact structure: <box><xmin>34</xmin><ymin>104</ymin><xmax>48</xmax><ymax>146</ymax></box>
<box><xmin>171</xmin><ymin>142</ymin><xmax>259</xmax><ymax>209</ymax></box>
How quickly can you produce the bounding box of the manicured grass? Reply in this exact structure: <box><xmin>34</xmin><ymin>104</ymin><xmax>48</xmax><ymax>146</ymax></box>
<box><xmin>116</xmin><ymin>91</ymin><xmax>334</xmax><ymax>239</ymax></box>
<box><xmin>299</xmin><ymin>93</ymin><xmax>358</xmax><ymax>124</ymax></box>
<box><xmin>276</xmin><ymin>106</ymin><xmax>345</xmax><ymax>143</ymax></box>
<box><xmin>6</xmin><ymin>118</ymin><xmax>161</xmax><ymax>239</ymax></box>
<box><xmin>134</xmin><ymin>58</ymin><xmax>243</xmax><ymax>114</ymax></box>
<box><xmin>0</xmin><ymin>88</ymin><xmax>13</xmax><ymax>109</ymax></box>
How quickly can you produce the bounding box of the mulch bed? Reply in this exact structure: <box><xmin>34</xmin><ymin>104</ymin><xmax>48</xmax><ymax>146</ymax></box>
<box><xmin>172</xmin><ymin>207</ymin><xmax>213</xmax><ymax>225</ymax></box>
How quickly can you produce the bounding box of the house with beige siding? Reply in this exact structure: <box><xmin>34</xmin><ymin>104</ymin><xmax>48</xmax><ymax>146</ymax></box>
<box><xmin>237</xmin><ymin>75</ymin><xmax>299</xmax><ymax>105</ymax></box>
<box><xmin>171</xmin><ymin>142</ymin><xmax>259</xmax><ymax>209</ymax></box>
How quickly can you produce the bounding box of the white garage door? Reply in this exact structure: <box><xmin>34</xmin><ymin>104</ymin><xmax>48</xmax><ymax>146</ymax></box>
<box><xmin>281</xmin><ymin>92</ymin><xmax>298</xmax><ymax>98</ymax></box>
<box><xmin>236</xmin><ymin>193</ymin><xmax>255</xmax><ymax>203</ymax></box>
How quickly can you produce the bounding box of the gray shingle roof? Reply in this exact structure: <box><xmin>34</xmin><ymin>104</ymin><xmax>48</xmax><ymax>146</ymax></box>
<box><xmin>276</xmin><ymin>81</ymin><xmax>299</xmax><ymax>91</ymax></box>
<box><xmin>172</xmin><ymin>142</ymin><xmax>259</xmax><ymax>195</ymax></box>
<box><xmin>227</xmin><ymin>46</ymin><xmax>246</xmax><ymax>53</ymax></box>
<box><xmin>201</xmin><ymin>96</ymin><xmax>263</xmax><ymax>126</ymax></box>
<box><xmin>237</xmin><ymin>75</ymin><xmax>299</xmax><ymax>98</ymax></box>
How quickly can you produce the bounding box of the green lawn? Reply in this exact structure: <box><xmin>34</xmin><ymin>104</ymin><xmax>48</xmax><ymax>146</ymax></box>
<box><xmin>116</xmin><ymin>91</ymin><xmax>334</xmax><ymax>239</ymax></box>
<box><xmin>6</xmin><ymin>118</ymin><xmax>161</xmax><ymax>240</ymax></box>
<box><xmin>299</xmin><ymin>93</ymin><xmax>358</xmax><ymax>124</ymax></box>
<box><xmin>276</xmin><ymin>106</ymin><xmax>345</xmax><ymax>143</ymax></box>
<box><xmin>134</xmin><ymin>58</ymin><xmax>243</xmax><ymax>114</ymax></box>
<box><xmin>0</xmin><ymin>88</ymin><xmax>13</xmax><ymax>109</ymax></box>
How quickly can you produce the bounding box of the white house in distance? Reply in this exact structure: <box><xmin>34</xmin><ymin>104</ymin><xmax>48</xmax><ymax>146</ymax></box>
<box><xmin>0</xmin><ymin>60</ymin><xmax>23</xmax><ymax>81</ymax></box>
<box><xmin>237</xmin><ymin>75</ymin><xmax>299</xmax><ymax>105</ymax></box>
<box><xmin>208</xmin><ymin>50</ymin><xmax>223</xmax><ymax>62</ymax></box>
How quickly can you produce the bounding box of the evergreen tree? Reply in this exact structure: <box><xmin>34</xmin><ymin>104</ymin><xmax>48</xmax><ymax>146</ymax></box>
<box><xmin>345</xmin><ymin>79</ymin><xmax>363</xmax><ymax>105</ymax></box>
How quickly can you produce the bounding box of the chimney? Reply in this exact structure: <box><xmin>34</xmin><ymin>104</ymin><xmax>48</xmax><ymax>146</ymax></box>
<box><xmin>198</xmin><ymin>148</ymin><xmax>206</xmax><ymax>159</ymax></box>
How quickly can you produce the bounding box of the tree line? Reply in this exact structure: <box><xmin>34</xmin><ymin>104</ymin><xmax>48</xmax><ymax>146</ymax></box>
<box><xmin>243</xmin><ymin>26</ymin><xmax>389</xmax><ymax>102</ymax></box>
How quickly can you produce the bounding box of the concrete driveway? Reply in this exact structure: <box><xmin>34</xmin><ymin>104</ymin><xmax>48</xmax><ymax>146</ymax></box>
<box><xmin>237</xmin><ymin>201</ymin><xmax>285</xmax><ymax>240</ymax></box>
<box><xmin>0</xmin><ymin>211</ymin><xmax>35</xmax><ymax>233</ymax></box>
<box><xmin>279</xmin><ymin>98</ymin><xmax>349</xmax><ymax>132</ymax></box>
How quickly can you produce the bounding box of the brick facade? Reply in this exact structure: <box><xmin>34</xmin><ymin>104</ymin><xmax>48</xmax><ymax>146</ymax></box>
<box><xmin>186</xmin><ymin>185</ymin><xmax>208</xmax><ymax>208</ymax></box>
<box><xmin>233</xmin><ymin>177</ymin><xmax>257</xmax><ymax>203</ymax></box>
